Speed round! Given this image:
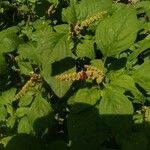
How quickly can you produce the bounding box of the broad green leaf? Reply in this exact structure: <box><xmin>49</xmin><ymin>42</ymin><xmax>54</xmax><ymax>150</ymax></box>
<box><xmin>16</xmin><ymin>57</ymin><xmax>33</xmax><ymax>75</ymax></box>
<box><xmin>62</xmin><ymin>5</ymin><xmax>77</xmax><ymax>23</ymax></box>
<box><xmin>33</xmin><ymin>19</ymin><xmax>52</xmax><ymax>30</ymax></box>
<box><xmin>7</xmin><ymin>116</ymin><xmax>16</xmax><ymax>129</ymax></box>
<box><xmin>0</xmin><ymin>136</ymin><xmax>14</xmax><ymax>148</ymax></box>
<box><xmin>18</xmin><ymin>116</ymin><xmax>32</xmax><ymax>134</ymax></box>
<box><xmin>134</xmin><ymin>1</ymin><xmax>150</xmax><ymax>12</ymax></box>
<box><xmin>128</xmin><ymin>38</ymin><xmax>150</xmax><ymax>62</ymax></box>
<box><xmin>68</xmin><ymin>88</ymin><xmax>101</xmax><ymax>113</ymax></box>
<box><xmin>20</xmin><ymin>25</ymin><xmax>75</xmax><ymax>98</ymax></box>
<box><xmin>111</xmin><ymin>2</ymin><xmax>126</xmax><ymax>13</ymax></box>
<box><xmin>6</xmin><ymin>104</ymin><xmax>14</xmax><ymax>116</ymax></box>
<box><xmin>31</xmin><ymin>27</ymin><xmax>53</xmax><ymax>44</ymax></box>
<box><xmin>0</xmin><ymin>54</ymin><xmax>8</xmax><ymax>75</ymax></box>
<box><xmin>0</xmin><ymin>88</ymin><xmax>16</xmax><ymax>105</ymax></box>
<box><xmin>19</xmin><ymin>91</ymin><xmax>34</xmax><ymax>107</ymax></box>
<box><xmin>62</xmin><ymin>0</ymin><xmax>112</xmax><ymax>23</ymax></box>
<box><xmin>18</xmin><ymin>24</ymin><xmax>53</xmax><ymax>65</ymax></box>
<box><xmin>99</xmin><ymin>85</ymin><xmax>133</xmax><ymax>115</ymax></box>
<box><xmin>26</xmin><ymin>94</ymin><xmax>54</xmax><ymax>136</ymax></box>
<box><xmin>18</xmin><ymin>31</ymin><xmax>54</xmax><ymax>65</ymax></box>
<box><xmin>76</xmin><ymin>0</ymin><xmax>112</xmax><ymax>20</ymax></box>
<box><xmin>99</xmin><ymin>85</ymin><xmax>133</xmax><ymax>133</ymax></box>
<box><xmin>21</xmin><ymin>25</ymin><xmax>34</xmax><ymax>40</ymax></box>
<box><xmin>76</xmin><ymin>40</ymin><xmax>95</xmax><ymax>59</ymax></box>
<box><xmin>132</xmin><ymin>59</ymin><xmax>150</xmax><ymax>92</ymax></box>
<box><xmin>27</xmin><ymin>94</ymin><xmax>52</xmax><ymax>125</ymax></box>
<box><xmin>54</xmin><ymin>24</ymin><xmax>70</xmax><ymax>33</ymax></box>
<box><xmin>0</xmin><ymin>27</ymin><xmax>22</xmax><ymax>74</ymax></box>
<box><xmin>110</xmin><ymin>74</ymin><xmax>145</xmax><ymax>103</ymax></box>
<box><xmin>41</xmin><ymin>31</ymin><xmax>75</xmax><ymax>98</ymax></box>
<box><xmin>90</xmin><ymin>59</ymin><xmax>105</xmax><ymax>72</ymax></box>
<box><xmin>16</xmin><ymin>107</ymin><xmax>29</xmax><ymax>118</ymax></box>
<box><xmin>17</xmin><ymin>42</ymin><xmax>41</xmax><ymax>65</ymax></box>
<box><xmin>96</xmin><ymin>8</ymin><xmax>139</xmax><ymax>57</ymax></box>
<box><xmin>0</xmin><ymin>105</ymin><xmax>7</xmax><ymax>121</ymax></box>
<box><xmin>0</xmin><ymin>26</ymin><xmax>22</xmax><ymax>53</ymax></box>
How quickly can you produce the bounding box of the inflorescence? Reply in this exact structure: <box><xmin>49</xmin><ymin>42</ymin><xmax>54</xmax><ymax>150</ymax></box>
<box><xmin>56</xmin><ymin>65</ymin><xmax>104</xmax><ymax>84</ymax></box>
<box><xmin>14</xmin><ymin>73</ymin><xmax>42</xmax><ymax>100</ymax></box>
<box><xmin>70</xmin><ymin>11</ymin><xmax>107</xmax><ymax>37</ymax></box>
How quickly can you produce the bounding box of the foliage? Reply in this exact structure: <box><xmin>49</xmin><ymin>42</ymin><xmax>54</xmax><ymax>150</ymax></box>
<box><xmin>0</xmin><ymin>0</ymin><xmax>150</xmax><ymax>150</ymax></box>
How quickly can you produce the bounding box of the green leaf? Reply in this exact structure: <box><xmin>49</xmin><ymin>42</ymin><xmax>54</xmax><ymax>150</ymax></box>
<box><xmin>7</xmin><ymin>116</ymin><xmax>16</xmax><ymax>129</ymax></box>
<box><xmin>20</xmin><ymin>27</ymin><xmax>75</xmax><ymax>98</ymax></box>
<box><xmin>16</xmin><ymin>57</ymin><xmax>33</xmax><ymax>75</ymax></box>
<box><xmin>18</xmin><ymin>116</ymin><xmax>32</xmax><ymax>134</ymax></box>
<box><xmin>132</xmin><ymin>59</ymin><xmax>150</xmax><ymax>92</ymax></box>
<box><xmin>96</xmin><ymin>7</ymin><xmax>139</xmax><ymax>57</ymax></box>
<box><xmin>62</xmin><ymin>4</ymin><xmax>77</xmax><ymax>23</ymax></box>
<box><xmin>18</xmin><ymin>25</ymin><xmax>53</xmax><ymax>65</ymax></box>
<box><xmin>0</xmin><ymin>27</ymin><xmax>22</xmax><ymax>74</ymax></box>
<box><xmin>0</xmin><ymin>88</ymin><xmax>16</xmax><ymax>105</ymax></box>
<box><xmin>54</xmin><ymin>24</ymin><xmax>70</xmax><ymax>33</ymax></box>
<box><xmin>32</xmin><ymin>19</ymin><xmax>52</xmax><ymax>30</ymax></box>
<box><xmin>6</xmin><ymin>104</ymin><xmax>14</xmax><ymax>116</ymax></box>
<box><xmin>16</xmin><ymin>107</ymin><xmax>29</xmax><ymax>118</ymax></box>
<box><xmin>110</xmin><ymin>74</ymin><xmax>145</xmax><ymax>103</ymax></box>
<box><xmin>68</xmin><ymin>88</ymin><xmax>101</xmax><ymax>113</ymax></box>
<box><xmin>41</xmin><ymin>31</ymin><xmax>75</xmax><ymax>98</ymax></box>
<box><xmin>19</xmin><ymin>91</ymin><xmax>34</xmax><ymax>107</ymax></box>
<box><xmin>90</xmin><ymin>59</ymin><xmax>105</xmax><ymax>72</ymax></box>
<box><xmin>76</xmin><ymin>40</ymin><xmax>95</xmax><ymax>59</ymax></box>
<box><xmin>99</xmin><ymin>85</ymin><xmax>133</xmax><ymax>133</ymax></box>
<box><xmin>0</xmin><ymin>26</ymin><xmax>22</xmax><ymax>53</ymax></box>
<box><xmin>134</xmin><ymin>1</ymin><xmax>150</xmax><ymax>12</ymax></box>
<box><xmin>0</xmin><ymin>105</ymin><xmax>7</xmax><ymax>121</ymax></box>
<box><xmin>62</xmin><ymin>0</ymin><xmax>112</xmax><ymax>23</ymax></box>
<box><xmin>0</xmin><ymin>54</ymin><xmax>8</xmax><ymax>75</ymax></box>
<box><xmin>27</xmin><ymin>94</ymin><xmax>52</xmax><ymax>125</ymax></box>
<box><xmin>0</xmin><ymin>136</ymin><xmax>14</xmax><ymax>148</ymax></box>
<box><xmin>128</xmin><ymin>38</ymin><xmax>150</xmax><ymax>62</ymax></box>
<box><xmin>76</xmin><ymin>0</ymin><xmax>112</xmax><ymax>20</ymax></box>
<box><xmin>100</xmin><ymin>85</ymin><xmax>133</xmax><ymax>115</ymax></box>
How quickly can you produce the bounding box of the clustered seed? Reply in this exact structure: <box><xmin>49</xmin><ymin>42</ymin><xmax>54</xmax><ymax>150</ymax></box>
<box><xmin>56</xmin><ymin>72</ymin><xmax>82</xmax><ymax>81</ymax></box>
<box><xmin>56</xmin><ymin>65</ymin><xmax>104</xmax><ymax>84</ymax></box>
<box><xmin>14</xmin><ymin>74</ymin><xmax>42</xmax><ymax>100</ymax></box>
<box><xmin>142</xmin><ymin>106</ymin><xmax>150</xmax><ymax>124</ymax></box>
<box><xmin>71</xmin><ymin>11</ymin><xmax>107</xmax><ymax>36</ymax></box>
<box><xmin>84</xmin><ymin>65</ymin><xmax>104</xmax><ymax>84</ymax></box>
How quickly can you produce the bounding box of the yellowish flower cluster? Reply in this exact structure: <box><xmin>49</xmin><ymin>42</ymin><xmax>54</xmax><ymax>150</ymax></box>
<box><xmin>73</xmin><ymin>11</ymin><xmax>107</xmax><ymax>36</ymax></box>
<box><xmin>56</xmin><ymin>72</ymin><xmax>82</xmax><ymax>81</ymax></box>
<box><xmin>84</xmin><ymin>65</ymin><xmax>104</xmax><ymax>84</ymax></box>
<box><xmin>14</xmin><ymin>74</ymin><xmax>42</xmax><ymax>100</ymax></box>
<box><xmin>142</xmin><ymin>106</ymin><xmax>150</xmax><ymax>124</ymax></box>
<box><xmin>56</xmin><ymin>65</ymin><xmax>104</xmax><ymax>84</ymax></box>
